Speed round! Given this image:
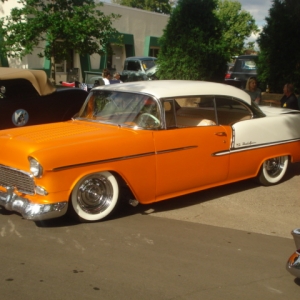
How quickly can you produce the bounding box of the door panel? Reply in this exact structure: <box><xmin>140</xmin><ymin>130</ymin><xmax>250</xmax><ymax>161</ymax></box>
<box><xmin>153</xmin><ymin>126</ymin><xmax>231</xmax><ymax>199</ymax></box>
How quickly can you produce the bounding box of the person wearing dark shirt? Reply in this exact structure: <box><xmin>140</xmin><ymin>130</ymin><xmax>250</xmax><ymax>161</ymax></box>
<box><xmin>280</xmin><ymin>83</ymin><xmax>299</xmax><ymax>110</ymax></box>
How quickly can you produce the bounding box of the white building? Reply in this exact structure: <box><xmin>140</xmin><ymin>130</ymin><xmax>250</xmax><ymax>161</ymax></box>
<box><xmin>0</xmin><ymin>1</ymin><xmax>169</xmax><ymax>83</ymax></box>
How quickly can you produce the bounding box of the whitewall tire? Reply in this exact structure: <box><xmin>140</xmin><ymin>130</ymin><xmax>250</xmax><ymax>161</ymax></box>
<box><xmin>70</xmin><ymin>171</ymin><xmax>119</xmax><ymax>222</ymax></box>
<box><xmin>258</xmin><ymin>156</ymin><xmax>289</xmax><ymax>186</ymax></box>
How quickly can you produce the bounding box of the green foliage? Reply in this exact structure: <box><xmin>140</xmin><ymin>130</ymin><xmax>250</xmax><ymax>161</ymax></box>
<box><xmin>157</xmin><ymin>0</ymin><xmax>228</xmax><ymax>82</ymax></box>
<box><xmin>0</xmin><ymin>0</ymin><xmax>120</xmax><ymax>74</ymax></box>
<box><xmin>215</xmin><ymin>0</ymin><xmax>258</xmax><ymax>57</ymax></box>
<box><xmin>112</xmin><ymin>0</ymin><xmax>172</xmax><ymax>14</ymax></box>
<box><xmin>257</xmin><ymin>0</ymin><xmax>300</xmax><ymax>93</ymax></box>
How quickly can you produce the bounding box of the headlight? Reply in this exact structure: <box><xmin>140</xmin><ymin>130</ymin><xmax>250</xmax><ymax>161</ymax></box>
<box><xmin>28</xmin><ymin>157</ymin><xmax>43</xmax><ymax>178</ymax></box>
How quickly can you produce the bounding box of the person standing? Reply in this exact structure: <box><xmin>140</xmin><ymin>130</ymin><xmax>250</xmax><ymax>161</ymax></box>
<box><xmin>102</xmin><ymin>69</ymin><xmax>111</xmax><ymax>85</ymax></box>
<box><xmin>113</xmin><ymin>72</ymin><xmax>123</xmax><ymax>83</ymax></box>
<box><xmin>245</xmin><ymin>77</ymin><xmax>261</xmax><ymax>104</ymax></box>
<box><xmin>280</xmin><ymin>83</ymin><xmax>299</xmax><ymax>110</ymax></box>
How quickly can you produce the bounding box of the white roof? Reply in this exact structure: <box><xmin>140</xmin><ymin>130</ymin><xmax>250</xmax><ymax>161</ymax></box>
<box><xmin>95</xmin><ymin>80</ymin><xmax>251</xmax><ymax>105</ymax></box>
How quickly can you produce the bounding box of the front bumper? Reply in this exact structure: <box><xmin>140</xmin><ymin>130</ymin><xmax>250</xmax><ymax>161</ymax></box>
<box><xmin>0</xmin><ymin>188</ymin><xmax>68</xmax><ymax>221</ymax></box>
<box><xmin>286</xmin><ymin>250</ymin><xmax>300</xmax><ymax>278</ymax></box>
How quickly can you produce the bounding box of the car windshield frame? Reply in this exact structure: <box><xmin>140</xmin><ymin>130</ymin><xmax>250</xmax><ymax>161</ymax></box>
<box><xmin>76</xmin><ymin>90</ymin><xmax>162</xmax><ymax>130</ymax></box>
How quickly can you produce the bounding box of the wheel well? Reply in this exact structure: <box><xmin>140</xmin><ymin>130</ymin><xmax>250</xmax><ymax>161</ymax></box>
<box><xmin>110</xmin><ymin>171</ymin><xmax>136</xmax><ymax>203</ymax></box>
<box><xmin>258</xmin><ymin>155</ymin><xmax>291</xmax><ymax>173</ymax></box>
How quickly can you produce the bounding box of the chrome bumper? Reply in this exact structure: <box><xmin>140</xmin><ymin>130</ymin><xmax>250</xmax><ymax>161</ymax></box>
<box><xmin>286</xmin><ymin>250</ymin><xmax>300</xmax><ymax>278</ymax></box>
<box><xmin>0</xmin><ymin>189</ymin><xmax>68</xmax><ymax>221</ymax></box>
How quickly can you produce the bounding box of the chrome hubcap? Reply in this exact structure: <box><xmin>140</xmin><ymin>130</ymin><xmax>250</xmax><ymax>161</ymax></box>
<box><xmin>265</xmin><ymin>157</ymin><xmax>283</xmax><ymax>177</ymax></box>
<box><xmin>77</xmin><ymin>175</ymin><xmax>113</xmax><ymax>214</ymax></box>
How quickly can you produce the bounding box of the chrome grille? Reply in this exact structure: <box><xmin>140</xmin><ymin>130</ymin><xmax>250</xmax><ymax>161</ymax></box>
<box><xmin>0</xmin><ymin>165</ymin><xmax>35</xmax><ymax>195</ymax></box>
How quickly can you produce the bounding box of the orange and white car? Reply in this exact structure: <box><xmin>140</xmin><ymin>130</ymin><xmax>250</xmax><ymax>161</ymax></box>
<box><xmin>0</xmin><ymin>80</ymin><xmax>300</xmax><ymax>222</ymax></box>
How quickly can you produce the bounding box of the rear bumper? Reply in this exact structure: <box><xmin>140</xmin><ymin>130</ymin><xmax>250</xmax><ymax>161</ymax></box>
<box><xmin>0</xmin><ymin>189</ymin><xmax>67</xmax><ymax>221</ymax></box>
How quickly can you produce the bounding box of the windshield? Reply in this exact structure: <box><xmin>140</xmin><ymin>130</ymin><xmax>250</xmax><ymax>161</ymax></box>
<box><xmin>141</xmin><ymin>59</ymin><xmax>156</xmax><ymax>71</ymax></box>
<box><xmin>77</xmin><ymin>90</ymin><xmax>161</xmax><ymax>129</ymax></box>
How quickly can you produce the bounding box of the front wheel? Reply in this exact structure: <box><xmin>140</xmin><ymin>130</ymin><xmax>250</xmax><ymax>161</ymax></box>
<box><xmin>257</xmin><ymin>156</ymin><xmax>289</xmax><ymax>186</ymax></box>
<box><xmin>69</xmin><ymin>171</ymin><xmax>119</xmax><ymax>222</ymax></box>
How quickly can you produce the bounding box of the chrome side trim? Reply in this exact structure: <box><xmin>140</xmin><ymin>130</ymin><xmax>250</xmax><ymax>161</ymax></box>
<box><xmin>52</xmin><ymin>151</ymin><xmax>156</xmax><ymax>171</ymax></box>
<box><xmin>52</xmin><ymin>146</ymin><xmax>198</xmax><ymax>171</ymax></box>
<box><xmin>156</xmin><ymin>145</ymin><xmax>197</xmax><ymax>155</ymax></box>
<box><xmin>213</xmin><ymin>138</ymin><xmax>300</xmax><ymax>156</ymax></box>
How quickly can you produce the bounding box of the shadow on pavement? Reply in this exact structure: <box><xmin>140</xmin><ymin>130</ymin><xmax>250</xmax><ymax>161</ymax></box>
<box><xmin>294</xmin><ymin>277</ymin><xmax>300</xmax><ymax>286</ymax></box>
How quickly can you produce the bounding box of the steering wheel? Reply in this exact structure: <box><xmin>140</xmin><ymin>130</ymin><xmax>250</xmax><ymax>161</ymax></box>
<box><xmin>137</xmin><ymin>113</ymin><xmax>160</xmax><ymax>128</ymax></box>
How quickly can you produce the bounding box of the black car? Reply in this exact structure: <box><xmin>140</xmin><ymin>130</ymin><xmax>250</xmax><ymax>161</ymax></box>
<box><xmin>0</xmin><ymin>68</ymin><xmax>88</xmax><ymax>130</ymax></box>
<box><xmin>225</xmin><ymin>55</ymin><xmax>258</xmax><ymax>89</ymax></box>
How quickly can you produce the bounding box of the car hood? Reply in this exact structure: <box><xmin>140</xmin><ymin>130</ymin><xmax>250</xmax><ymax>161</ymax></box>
<box><xmin>0</xmin><ymin>120</ymin><xmax>154</xmax><ymax>171</ymax></box>
<box><xmin>259</xmin><ymin>106</ymin><xmax>300</xmax><ymax>116</ymax></box>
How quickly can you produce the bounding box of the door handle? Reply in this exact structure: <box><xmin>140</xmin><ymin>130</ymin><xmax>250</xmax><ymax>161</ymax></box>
<box><xmin>215</xmin><ymin>132</ymin><xmax>227</xmax><ymax>137</ymax></box>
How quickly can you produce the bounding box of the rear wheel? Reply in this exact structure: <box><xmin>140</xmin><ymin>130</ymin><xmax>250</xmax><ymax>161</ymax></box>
<box><xmin>258</xmin><ymin>156</ymin><xmax>288</xmax><ymax>186</ymax></box>
<box><xmin>69</xmin><ymin>171</ymin><xmax>119</xmax><ymax>222</ymax></box>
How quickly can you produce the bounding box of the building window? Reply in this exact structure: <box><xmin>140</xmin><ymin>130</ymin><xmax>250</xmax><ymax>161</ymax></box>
<box><xmin>149</xmin><ymin>47</ymin><xmax>159</xmax><ymax>58</ymax></box>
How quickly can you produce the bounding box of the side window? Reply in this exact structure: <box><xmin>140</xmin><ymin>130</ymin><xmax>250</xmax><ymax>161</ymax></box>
<box><xmin>165</xmin><ymin>96</ymin><xmax>217</xmax><ymax>128</ymax></box>
<box><xmin>215</xmin><ymin>96</ymin><xmax>252</xmax><ymax>125</ymax></box>
<box><xmin>0</xmin><ymin>79</ymin><xmax>39</xmax><ymax>100</ymax></box>
<box><xmin>127</xmin><ymin>61</ymin><xmax>140</xmax><ymax>71</ymax></box>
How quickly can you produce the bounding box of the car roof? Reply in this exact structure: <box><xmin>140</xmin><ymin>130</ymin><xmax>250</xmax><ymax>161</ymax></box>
<box><xmin>94</xmin><ymin>80</ymin><xmax>252</xmax><ymax>105</ymax></box>
<box><xmin>0</xmin><ymin>67</ymin><xmax>56</xmax><ymax>96</ymax></box>
<box><xmin>125</xmin><ymin>56</ymin><xmax>157</xmax><ymax>61</ymax></box>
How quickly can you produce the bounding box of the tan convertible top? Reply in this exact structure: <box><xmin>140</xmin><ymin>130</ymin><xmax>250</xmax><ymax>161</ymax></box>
<box><xmin>0</xmin><ymin>67</ymin><xmax>56</xmax><ymax>96</ymax></box>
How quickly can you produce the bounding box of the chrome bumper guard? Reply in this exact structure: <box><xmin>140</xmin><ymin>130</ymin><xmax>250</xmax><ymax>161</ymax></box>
<box><xmin>0</xmin><ymin>189</ymin><xmax>68</xmax><ymax>221</ymax></box>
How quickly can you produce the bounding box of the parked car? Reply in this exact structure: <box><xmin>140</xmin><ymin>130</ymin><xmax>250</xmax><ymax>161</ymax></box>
<box><xmin>121</xmin><ymin>56</ymin><xmax>157</xmax><ymax>82</ymax></box>
<box><xmin>0</xmin><ymin>80</ymin><xmax>300</xmax><ymax>223</ymax></box>
<box><xmin>225</xmin><ymin>55</ymin><xmax>258</xmax><ymax>89</ymax></box>
<box><xmin>0</xmin><ymin>67</ymin><xmax>88</xmax><ymax>130</ymax></box>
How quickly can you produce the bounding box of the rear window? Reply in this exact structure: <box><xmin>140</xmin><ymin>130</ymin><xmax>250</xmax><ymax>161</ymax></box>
<box><xmin>235</xmin><ymin>58</ymin><xmax>257</xmax><ymax>72</ymax></box>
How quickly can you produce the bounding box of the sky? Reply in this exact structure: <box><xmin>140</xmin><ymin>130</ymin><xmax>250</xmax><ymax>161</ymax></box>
<box><xmin>239</xmin><ymin>0</ymin><xmax>273</xmax><ymax>42</ymax></box>
<box><xmin>240</xmin><ymin>0</ymin><xmax>272</xmax><ymax>27</ymax></box>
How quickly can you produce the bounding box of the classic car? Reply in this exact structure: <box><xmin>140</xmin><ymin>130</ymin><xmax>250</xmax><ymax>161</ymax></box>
<box><xmin>0</xmin><ymin>80</ymin><xmax>300</xmax><ymax>223</ymax></box>
<box><xmin>0</xmin><ymin>67</ymin><xmax>88</xmax><ymax>130</ymax></box>
<box><xmin>286</xmin><ymin>228</ymin><xmax>300</xmax><ymax>278</ymax></box>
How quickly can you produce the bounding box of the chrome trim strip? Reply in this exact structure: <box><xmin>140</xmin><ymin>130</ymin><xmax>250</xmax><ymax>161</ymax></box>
<box><xmin>52</xmin><ymin>145</ymin><xmax>198</xmax><ymax>172</ymax></box>
<box><xmin>156</xmin><ymin>145</ymin><xmax>197</xmax><ymax>155</ymax></box>
<box><xmin>52</xmin><ymin>151</ymin><xmax>155</xmax><ymax>171</ymax></box>
<box><xmin>213</xmin><ymin>138</ymin><xmax>300</xmax><ymax>156</ymax></box>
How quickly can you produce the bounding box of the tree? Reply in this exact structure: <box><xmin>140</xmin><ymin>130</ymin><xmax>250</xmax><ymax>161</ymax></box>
<box><xmin>215</xmin><ymin>0</ymin><xmax>258</xmax><ymax>58</ymax></box>
<box><xmin>157</xmin><ymin>0</ymin><xmax>228</xmax><ymax>82</ymax></box>
<box><xmin>0</xmin><ymin>0</ymin><xmax>120</xmax><ymax>82</ymax></box>
<box><xmin>111</xmin><ymin>0</ymin><xmax>173</xmax><ymax>14</ymax></box>
<box><xmin>257</xmin><ymin>0</ymin><xmax>300</xmax><ymax>92</ymax></box>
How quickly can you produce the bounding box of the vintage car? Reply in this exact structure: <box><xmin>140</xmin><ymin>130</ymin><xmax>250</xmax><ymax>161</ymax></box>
<box><xmin>0</xmin><ymin>67</ymin><xmax>88</xmax><ymax>130</ymax></box>
<box><xmin>0</xmin><ymin>80</ymin><xmax>300</xmax><ymax>222</ymax></box>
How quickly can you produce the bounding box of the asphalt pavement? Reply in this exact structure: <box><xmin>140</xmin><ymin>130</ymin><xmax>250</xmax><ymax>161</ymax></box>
<box><xmin>0</xmin><ymin>162</ymin><xmax>300</xmax><ymax>299</ymax></box>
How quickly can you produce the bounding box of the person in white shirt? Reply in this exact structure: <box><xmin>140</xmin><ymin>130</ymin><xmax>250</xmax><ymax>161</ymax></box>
<box><xmin>102</xmin><ymin>69</ymin><xmax>111</xmax><ymax>85</ymax></box>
